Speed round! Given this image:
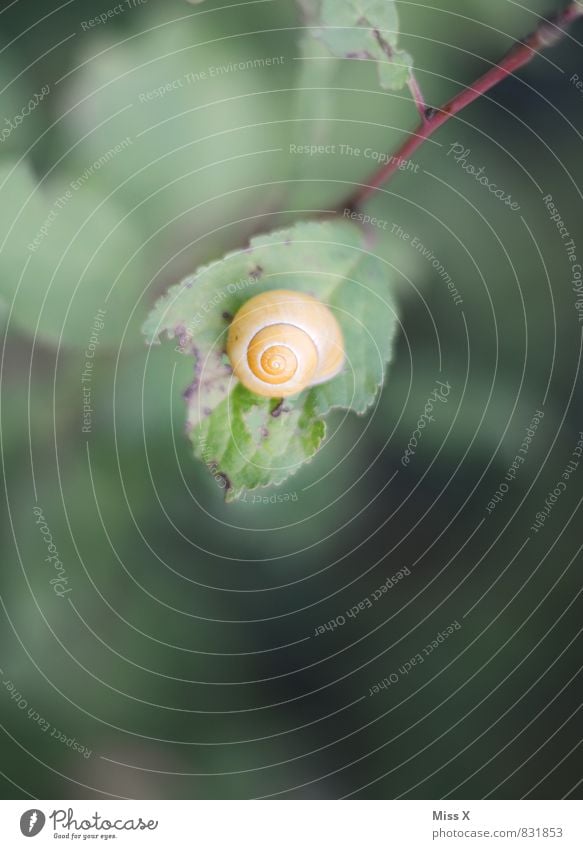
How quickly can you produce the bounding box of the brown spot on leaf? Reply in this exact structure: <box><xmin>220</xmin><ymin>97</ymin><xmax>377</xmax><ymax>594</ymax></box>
<box><xmin>176</xmin><ymin>325</ymin><xmax>197</xmax><ymax>354</ymax></box>
<box><xmin>183</xmin><ymin>380</ymin><xmax>199</xmax><ymax>402</ymax></box>
<box><xmin>217</xmin><ymin>473</ymin><xmax>231</xmax><ymax>491</ymax></box>
<box><xmin>373</xmin><ymin>28</ymin><xmax>395</xmax><ymax>60</ymax></box>
<box><xmin>271</xmin><ymin>399</ymin><xmax>290</xmax><ymax>418</ymax></box>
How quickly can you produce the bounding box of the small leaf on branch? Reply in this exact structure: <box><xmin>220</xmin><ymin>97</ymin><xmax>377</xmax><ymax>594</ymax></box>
<box><xmin>143</xmin><ymin>220</ymin><xmax>399</xmax><ymax>498</ymax></box>
<box><xmin>301</xmin><ymin>0</ymin><xmax>413</xmax><ymax>90</ymax></box>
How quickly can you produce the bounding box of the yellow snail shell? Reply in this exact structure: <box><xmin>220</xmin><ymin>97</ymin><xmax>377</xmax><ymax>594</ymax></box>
<box><xmin>226</xmin><ymin>289</ymin><xmax>345</xmax><ymax>398</ymax></box>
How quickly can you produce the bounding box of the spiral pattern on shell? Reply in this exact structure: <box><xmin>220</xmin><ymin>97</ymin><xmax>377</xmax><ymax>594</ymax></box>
<box><xmin>226</xmin><ymin>290</ymin><xmax>345</xmax><ymax>398</ymax></box>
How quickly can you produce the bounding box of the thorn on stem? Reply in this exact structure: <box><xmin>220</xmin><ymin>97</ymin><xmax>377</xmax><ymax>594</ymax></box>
<box><xmin>537</xmin><ymin>20</ymin><xmax>565</xmax><ymax>48</ymax></box>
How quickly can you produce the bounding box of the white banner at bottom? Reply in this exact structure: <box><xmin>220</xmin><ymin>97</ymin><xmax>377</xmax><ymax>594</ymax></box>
<box><xmin>0</xmin><ymin>800</ymin><xmax>581</xmax><ymax>848</ymax></box>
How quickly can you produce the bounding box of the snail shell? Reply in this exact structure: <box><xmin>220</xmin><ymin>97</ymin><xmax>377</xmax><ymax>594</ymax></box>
<box><xmin>226</xmin><ymin>289</ymin><xmax>345</xmax><ymax>398</ymax></box>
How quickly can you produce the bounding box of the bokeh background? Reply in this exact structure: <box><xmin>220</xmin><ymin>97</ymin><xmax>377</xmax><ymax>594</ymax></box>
<box><xmin>1</xmin><ymin>0</ymin><xmax>582</xmax><ymax>799</ymax></box>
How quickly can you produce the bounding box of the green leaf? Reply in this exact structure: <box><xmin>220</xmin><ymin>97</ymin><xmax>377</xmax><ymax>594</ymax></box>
<box><xmin>144</xmin><ymin>219</ymin><xmax>399</xmax><ymax>498</ymax></box>
<box><xmin>309</xmin><ymin>252</ymin><xmax>399</xmax><ymax>415</ymax></box>
<box><xmin>303</xmin><ymin>0</ymin><xmax>413</xmax><ymax>90</ymax></box>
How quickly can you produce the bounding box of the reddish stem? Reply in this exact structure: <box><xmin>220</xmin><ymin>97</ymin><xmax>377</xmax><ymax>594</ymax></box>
<box><xmin>342</xmin><ymin>1</ymin><xmax>583</xmax><ymax>211</ymax></box>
